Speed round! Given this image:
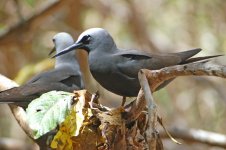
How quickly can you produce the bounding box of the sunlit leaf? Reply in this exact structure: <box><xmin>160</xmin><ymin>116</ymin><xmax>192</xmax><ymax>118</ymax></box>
<box><xmin>51</xmin><ymin>108</ymin><xmax>76</xmax><ymax>150</ymax></box>
<box><xmin>26</xmin><ymin>91</ymin><xmax>73</xmax><ymax>139</ymax></box>
<box><xmin>51</xmin><ymin>90</ymin><xmax>104</xmax><ymax>150</ymax></box>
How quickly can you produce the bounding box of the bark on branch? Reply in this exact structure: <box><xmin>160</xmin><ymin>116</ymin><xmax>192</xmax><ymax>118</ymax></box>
<box><xmin>143</xmin><ymin>61</ymin><xmax>226</xmax><ymax>92</ymax></box>
<box><xmin>0</xmin><ymin>75</ymin><xmax>33</xmax><ymax>138</ymax></box>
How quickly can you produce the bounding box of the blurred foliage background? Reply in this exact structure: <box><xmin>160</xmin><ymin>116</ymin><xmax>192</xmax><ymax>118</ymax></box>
<box><xmin>0</xmin><ymin>0</ymin><xmax>226</xmax><ymax>149</ymax></box>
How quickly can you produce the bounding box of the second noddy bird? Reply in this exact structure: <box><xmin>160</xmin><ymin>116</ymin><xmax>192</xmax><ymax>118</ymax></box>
<box><xmin>53</xmin><ymin>28</ymin><xmax>221</xmax><ymax>99</ymax></box>
<box><xmin>0</xmin><ymin>32</ymin><xmax>84</xmax><ymax>107</ymax></box>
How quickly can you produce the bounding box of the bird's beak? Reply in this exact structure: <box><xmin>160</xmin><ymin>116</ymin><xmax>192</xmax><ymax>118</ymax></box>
<box><xmin>48</xmin><ymin>46</ymin><xmax>56</xmax><ymax>56</ymax></box>
<box><xmin>52</xmin><ymin>42</ymin><xmax>83</xmax><ymax>58</ymax></box>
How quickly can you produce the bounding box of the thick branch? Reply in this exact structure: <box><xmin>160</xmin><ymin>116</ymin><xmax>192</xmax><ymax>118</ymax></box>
<box><xmin>0</xmin><ymin>74</ymin><xmax>33</xmax><ymax>139</ymax></box>
<box><xmin>143</xmin><ymin>62</ymin><xmax>226</xmax><ymax>91</ymax></box>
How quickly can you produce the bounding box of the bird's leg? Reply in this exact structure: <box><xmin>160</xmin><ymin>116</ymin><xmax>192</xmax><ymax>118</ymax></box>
<box><xmin>121</xmin><ymin>96</ymin><xmax>126</xmax><ymax>106</ymax></box>
<box><xmin>91</xmin><ymin>91</ymin><xmax>100</xmax><ymax>104</ymax></box>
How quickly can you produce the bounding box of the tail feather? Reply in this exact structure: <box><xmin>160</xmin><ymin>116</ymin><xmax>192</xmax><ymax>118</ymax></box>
<box><xmin>0</xmin><ymin>86</ymin><xmax>38</xmax><ymax>104</ymax></box>
<box><xmin>181</xmin><ymin>55</ymin><xmax>222</xmax><ymax>64</ymax></box>
<box><xmin>0</xmin><ymin>82</ymin><xmax>75</xmax><ymax>105</ymax></box>
<box><xmin>177</xmin><ymin>48</ymin><xmax>202</xmax><ymax>61</ymax></box>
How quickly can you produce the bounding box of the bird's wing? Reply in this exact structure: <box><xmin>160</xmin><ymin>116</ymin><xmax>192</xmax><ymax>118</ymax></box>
<box><xmin>26</xmin><ymin>66</ymin><xmax>83</xmax><ymax>86</ymax></box>
<box><xmin>26</xmin><ymin>71</ymin><xmax>51</xmax><ymax>84</ymax></box>
<box><xmin>26</xmin><ymin>68</ymin><xmax>69</xmax><ymax>84</ymax></box>
<box><xmin>0</xmin><ymin>67</ymin><xmax>83</xmax><ymax>105</ymax></box>
<box><xmin>115</xmin><ymin>50</ymin><xmax>182</xmax><ymax>78</ymax></box>
<box><xmin>116</xmin><ymin>49</ymin><xmax>152</xmax><ymax>59</ymax></box>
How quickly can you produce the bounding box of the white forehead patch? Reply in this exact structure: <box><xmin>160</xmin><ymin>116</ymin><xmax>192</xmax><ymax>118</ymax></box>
<box><xmin>76</xmin><ymin>28</ymin><xmax>105</xmax><ymax>42</ymax></box>
<box><xmin>54</xmin><ymin>32</ymin><xmax>72</xmax><ymax>41</ymax></box>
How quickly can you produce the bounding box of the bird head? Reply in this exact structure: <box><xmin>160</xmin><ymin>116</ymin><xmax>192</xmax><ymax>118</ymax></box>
<box><xmin>49</xmin><ymin>32</ymin><xmax>74</xmax><ymax>56</ymax></box>
<box><xmin>53</xmin><ymin>28</ymin><xmax>116</xmax><ymax>58</ymax></box>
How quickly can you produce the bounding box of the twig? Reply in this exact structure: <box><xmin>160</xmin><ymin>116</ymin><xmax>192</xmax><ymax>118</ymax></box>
<box><xmin>138</xmin><ymin>69</ymin><xmax>159</xmax><ymax>150</ymax></box>
<box><xmin>140</xmin><ymin>61</ymin><xmax>226</xmax><ymax>149</ymax></box>
<box><xmin>159</xmin><ymin>127</ymin><xmax>226</xmax><ymax>148</ymax></box>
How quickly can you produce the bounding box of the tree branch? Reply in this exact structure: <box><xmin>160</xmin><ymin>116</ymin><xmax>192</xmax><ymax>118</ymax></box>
<box><xmin>0</xmin><ymin>0</ymin><xmax>71</xmax><ymax>46</ymax></box>
<box><xmin>143</xmin><ymin>61</ymin><xmax>226</xmax><ymax>92</ymax></box>
<box><xmin>138</xmin><ymin>70</ymin><xmax>162</xmax><ymax>150</ymax></box>
<box><xmin>160</xmin><ymin>127</ymin><xmax>226</xmax><ymax>148</ymax></box>
<box><xmin>0</xmin><ymin>74</ymin><xmax>33</xmax><ymax>139</ymax></box>
<box><xmin>123</xmin><ymin>61</ymin><xmax>226</xmax><ymax>149</ymax></box>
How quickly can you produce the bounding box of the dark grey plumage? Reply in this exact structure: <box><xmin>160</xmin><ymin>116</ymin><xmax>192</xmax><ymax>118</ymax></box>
<box><xmin>54</xmin><ymin>28</ymin><xmax>221</xmax><ymax>97</ymax></box>
<box><xmin>0</xmin><ymin>32</ymin><xmax>84</xmax><ymax>106</ymax></box>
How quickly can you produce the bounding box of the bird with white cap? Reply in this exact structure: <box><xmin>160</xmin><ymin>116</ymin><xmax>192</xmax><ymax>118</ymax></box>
<box><xmin>53</xmin><ymin>28</ymin><xmax>221</xmax><ymax>105</ymax></box>
<box><xmin>0</xmin><ymin>32</ymin><xmax>84</xmax><ymax>107</ymax></box>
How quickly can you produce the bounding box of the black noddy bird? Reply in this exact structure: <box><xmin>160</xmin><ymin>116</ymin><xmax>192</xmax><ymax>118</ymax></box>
<box><xmin>0</xmin><ymin>32</ymin><xmax>84</xmax><ymax>107</ymax></box>
<box><xmin>53</xmin><ymin>28</ymin><xmax>221</xmax><ymax>103</ymax></box>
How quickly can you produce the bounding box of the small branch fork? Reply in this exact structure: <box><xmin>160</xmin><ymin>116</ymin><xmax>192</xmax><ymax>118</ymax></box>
<box><xmin>125</xmin><ymin>61</ymin><xmax>226</xmax><ymax>149</ymax></box>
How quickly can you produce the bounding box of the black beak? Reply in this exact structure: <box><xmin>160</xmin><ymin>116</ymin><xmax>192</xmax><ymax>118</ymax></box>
<box><xmin>48</xmin><ymin>46</ymin><xmax>56</xmax><ymax>56</ymax></box>
<box><xmin>52</xmin><ymin>42</ymin><xmax>83</xmax><ymax>58</ymax></box>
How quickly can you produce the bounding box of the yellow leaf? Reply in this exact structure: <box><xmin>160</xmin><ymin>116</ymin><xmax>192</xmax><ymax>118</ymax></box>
<box><xmin>50</xmin><ymin>109</ymin><xmax>76</xmax><ymax>149</ymax></box>
<box><xmin>50</xmin><ymin>90</ymin><xmax>93</xmax><ymax>149</ymax></box>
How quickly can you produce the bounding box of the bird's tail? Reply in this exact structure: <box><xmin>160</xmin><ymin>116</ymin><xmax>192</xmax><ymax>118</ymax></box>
<box><xmin>177</xmin><ymin>48</ymin><xmax>202</xmax><ymax>61</ymax></box>
<box><xmin>0</xmin><ymin>87</ymin><xmax>34</xmax><ymax>104</ymax></box>
<box><xmin>177</xmin><ymin>48</ymin><xmax>222</xmax><ymax>64</ymax></box>
<box><xmin>182</xmin><ymin>55</ymin><xmax>222</xmax><ymax>64</ymax></box>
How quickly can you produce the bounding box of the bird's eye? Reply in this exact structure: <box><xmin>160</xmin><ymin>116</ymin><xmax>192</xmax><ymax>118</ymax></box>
<box><xmin>52</xmin><ymin>38</ymin><xmax>56</xmax><ymax>43</ymax></box>
<box><xmin>80</xmin><ymin>35</ymin><xmax>91</xmax><ymax>44</ymax></box>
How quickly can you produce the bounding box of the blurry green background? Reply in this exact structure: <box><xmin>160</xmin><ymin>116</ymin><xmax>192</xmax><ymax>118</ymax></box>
<box><xmin>0</xmin><ymin>0</ymin><xmax>226</xmax><ymax>149</ymax></box>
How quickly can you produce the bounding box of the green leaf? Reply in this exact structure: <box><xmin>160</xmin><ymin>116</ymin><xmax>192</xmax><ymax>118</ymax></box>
<box><xmin>26</xmin><ymin>91</ymin><xmax>73</xmax><ymax>139</ymax></box>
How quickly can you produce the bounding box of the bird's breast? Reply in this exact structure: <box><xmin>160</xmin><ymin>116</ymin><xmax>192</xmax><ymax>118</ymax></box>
<box><xmin>88</xmin><ymin>53</ymin><xmax>141</xmax><ymax>96</ymax></box>
<box><xmin>89</xmin><ymin>63</ymin><xmax>139</xmax><ymax>96</ymax></box>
